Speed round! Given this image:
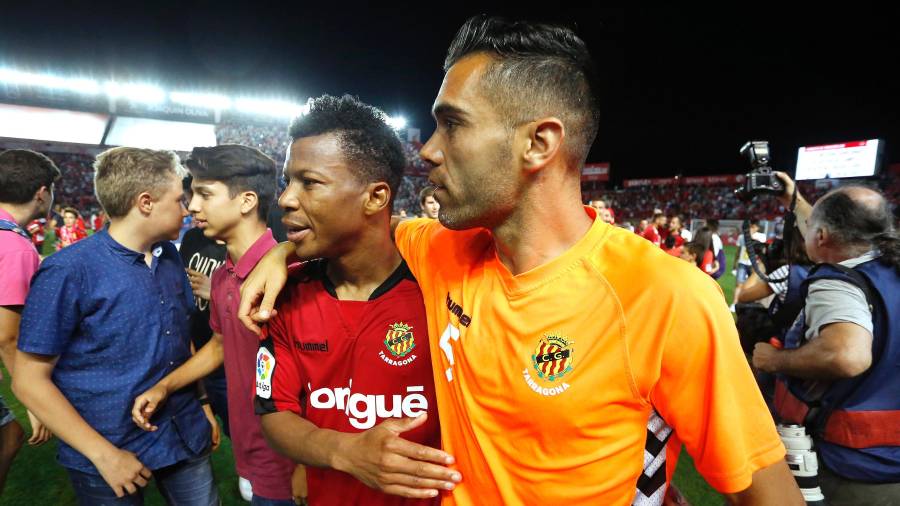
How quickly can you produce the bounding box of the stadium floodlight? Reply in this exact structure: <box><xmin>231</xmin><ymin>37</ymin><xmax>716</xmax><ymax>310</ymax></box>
<box><xmin>169</xmin><ymin>91</ymin><xmax>232</xmax><ymax>110</ymax></box>
<box><xmin>234</xmin><ymin>98</ymin><xmax>306</xmax><ymax>118</ymax></box>
<box><xmin>104</xmin><ymin>81</ymin><xmax>166</xmax><ymax>104</ymax></box>
<box><xmin>0</xmin><ymin>68</ymin><xmax>101</xmax><ymax>95</ymax></box>
<box><xmin>387</xmin><ymin>115</ymin><xmax>407</xmax><ymax>130</ymax></box>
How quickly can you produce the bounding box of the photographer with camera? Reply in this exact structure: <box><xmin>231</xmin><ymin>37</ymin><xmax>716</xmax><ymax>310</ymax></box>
<box><xmin>751</xmin><ymin>171</ymin><xmax>900</xmax><ymax>505</ymax></box>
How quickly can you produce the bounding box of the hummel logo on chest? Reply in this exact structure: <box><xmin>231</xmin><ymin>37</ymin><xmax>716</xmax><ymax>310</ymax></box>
<box><xmin>445</xmin><ymin>293</ymin><xmax>472</xmax><ymax>327</ymax></box>
<box><xmin>294</xmin><ymin>340</ymin><xmax>329</xmax><ymax>352</ymax></box>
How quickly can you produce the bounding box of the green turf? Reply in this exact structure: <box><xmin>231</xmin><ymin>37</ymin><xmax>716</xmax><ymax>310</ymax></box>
<box><xmin>0</xmin><ymin>375</ymin><xmax>245</xmax><ymax>505</ymax></box>
<box><xmin>0</xmin><ymin>246</ymin><xmax>741</xmax><ymax>505</ymax></box>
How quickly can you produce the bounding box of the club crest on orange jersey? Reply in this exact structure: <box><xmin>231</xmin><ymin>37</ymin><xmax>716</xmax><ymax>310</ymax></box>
<box><xmin>531</xmin><ymin>334</ymin><xmax>574</xmax><ymax>381</ymax></box>
<box><xmin>384</xmin><ymin>322</ymin><xmax>415</xmax><ymax>358</ymax></box>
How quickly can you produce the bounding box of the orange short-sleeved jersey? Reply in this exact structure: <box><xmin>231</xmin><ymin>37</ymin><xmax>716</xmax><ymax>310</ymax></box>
<box><xmin>395</xmin><ymin>209</ymin><xmax>784</xmax><ymax>505</ymax></box>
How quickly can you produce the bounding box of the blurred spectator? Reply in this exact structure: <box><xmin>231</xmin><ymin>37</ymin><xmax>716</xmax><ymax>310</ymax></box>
<box><xmin>668</xmin><ymin>215</ymin><xmax>691</xmax><ymax>244</ymax></box>
<box><xmin>56</xmin><ymin>207</ymin><xmax>87</xmax><ymax>250</ymax></box>
<box><xmin>90</xmin><ymin>211</ymin><xmax>106</xmax><ymax>232</ymax></box>
<box><xmin>732</xmin><ymin>220</ymin><xmax>768</xmax><ymax>310</ymax></box>
<box><xmin>692</xmin><ymin>227</ymin><xmax>719</xmax><ymax>276</ymax></box>
<box><xmin>641</xmin><ymin>212</ymin><xmax>666</xmax><ymax>247</ymax></box>
<box><xmin>418</xmin><ymin>186</ymin><xmax>440</xmax><ymax>219</ymax></box>
<box><xmin>662</xmin><ymin>235</ymin><xmax>683</xmax><ymax>258</ymax></box>
<box><xmin>25</xmin><ymin>218</ymin><xmax>47</xmax><ymax>251</ymax></box>
<box><xmin>636</xmin><ymin>219</ymin><xmax>648</xmax><ymax>235</ymax></box>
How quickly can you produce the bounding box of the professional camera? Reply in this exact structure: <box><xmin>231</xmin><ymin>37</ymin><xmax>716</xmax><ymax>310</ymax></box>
<box><xmin>778</xmin><ymin>424</ymin><xmax>826</xmax><ymax>505</ymax></box>
<box><xmin>735</xmin><ymin>140</ymin><xmax>784</xmax><ymax>201</ymax></box>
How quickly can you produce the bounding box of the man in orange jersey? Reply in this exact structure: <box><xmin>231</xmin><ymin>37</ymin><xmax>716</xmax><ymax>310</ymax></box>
<box><xmin>239</xmin><ymin>15</ymin><xmax>803</xmax><ymax>506</ymax></box>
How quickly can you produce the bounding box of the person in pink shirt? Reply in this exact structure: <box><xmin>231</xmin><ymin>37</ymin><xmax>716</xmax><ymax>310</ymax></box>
<box><xmin>0</xmin><ymin>149</ymin><xmax>59</xmax><ymax>492</ymax></box>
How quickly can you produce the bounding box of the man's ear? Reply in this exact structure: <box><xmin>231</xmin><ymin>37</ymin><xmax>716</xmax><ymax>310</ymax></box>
<box><xmin>137</xmin><ymin>192</ymin><xmax>154</xmax><ymax>215</ymax></box>
<box><xmin>521</xmin><ymin>117</ymin><xmax>565</xmax><ymax>173</ymax></box>
<box><xmin>363</xmin><ymin>182</ymin><xmax>391</xmax><ymax>216</ymax></box>
<box><xmin>816</xmin><ymin>226</ymin><xmax>830</xmax><ymax>248</ymax></box>
<box><xmin>33</xmin><ymin>185</ymin><xmax>49</xmax><ymax>203</ymax></box>
<box><xmin>240</xmin><ymin>191</ymin><xmax>260</xmax><ymax>217</ymax></box>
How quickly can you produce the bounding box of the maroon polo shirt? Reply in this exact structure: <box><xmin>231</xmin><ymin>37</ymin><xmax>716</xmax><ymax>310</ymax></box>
<box><xmin>209</xmin><ymin>228</ymin><xmax>294</xmax><ymax>500</ymax></box>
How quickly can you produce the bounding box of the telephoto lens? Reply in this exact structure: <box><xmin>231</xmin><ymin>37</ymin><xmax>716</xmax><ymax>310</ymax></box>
<box><xmin>778</xmin><ymin>424</ymin><xmax>826</xmax><ymax>505</ymax></box>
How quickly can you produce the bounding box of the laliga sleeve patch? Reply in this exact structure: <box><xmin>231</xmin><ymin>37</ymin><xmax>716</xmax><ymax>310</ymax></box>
<box><xmin>256</xmin><ymin>347</ymin><xmax>275</xmax><ymax>399</ymax></box>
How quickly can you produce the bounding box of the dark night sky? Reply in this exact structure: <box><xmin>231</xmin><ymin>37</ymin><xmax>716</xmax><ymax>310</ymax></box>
<box><xmin>1</xmin><ymin>4</ymin><xmax>898</xmax><ymax>183</ymax></box>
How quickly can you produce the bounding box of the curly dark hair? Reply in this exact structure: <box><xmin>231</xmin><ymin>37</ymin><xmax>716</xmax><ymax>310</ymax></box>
<box><xmin>288</xmin><ymin>95</ymin><xmax>405</xmax><ymax>208</ymax></box>
<box><xmin>444</xmin><ymin>15</ymin><xmax>601</xmax><ymax>167</ymax></box>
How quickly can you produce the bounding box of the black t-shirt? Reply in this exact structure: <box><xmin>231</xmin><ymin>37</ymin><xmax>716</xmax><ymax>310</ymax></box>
<box><xmin>179</xmin><ymin>227</ymin><xmax>227</xmax><ymax>380</ymax></box>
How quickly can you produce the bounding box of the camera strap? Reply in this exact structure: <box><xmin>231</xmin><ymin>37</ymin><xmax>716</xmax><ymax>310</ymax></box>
<box><xmin>745</xmin><ymin>184</ymin><xmax>797</xmax><ymax>284</ymax></box>
<box><xmin>781</xmin><ymin>185</ymin><xmax>799</xmax><ymax>268</ymax></box>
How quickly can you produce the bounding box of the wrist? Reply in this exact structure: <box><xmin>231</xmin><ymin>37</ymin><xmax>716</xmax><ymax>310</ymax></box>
<box><xmin>86</xmin><ymin>440</ymin><xmax>119</xmax><ymax>464</ymax></box>
<box><xmin>157</xmin><ymin>377</ymin><xmax>176</xmax><ymax>397</ymax></box>
<box><xmin>330</xmin><ymin>432</ymin><xmax>355</xmax><ymax>474</ymax></box>
<box><xmin>277</xmin><ymin>241</ymin><xmax>299</xmax><ymax>264</ymax></box>
<box><xmin>768</xmin><ymin>350</ymin><xmax>788</xmax><ymax>373</ymax></box>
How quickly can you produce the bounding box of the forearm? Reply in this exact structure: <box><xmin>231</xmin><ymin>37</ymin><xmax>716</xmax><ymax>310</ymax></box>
<box><xmin>12</xmin><ymin>365</ymin><xmax>115</xmax><ymax>462</ymax></box>
<box><xmin>159</xmin><ymin>338</ymin><xmax>224</xmax><ymax>393</ymax></box>
<box><xmin>772</xmin><ymin>339</ymin><xmax>857</xmax><ymax>379</ymax></box>
<box><xmin>0</xmin><ymin>338</ymin><xmax>17</xmax><ymax>376</ymax></box>
<box><xmin>738</xmin><ymin>276</ymin><xmax>773</xmax><ymax>303</ymax></box>
<box><xmin>723</xmin><ymin>460</ymin><xmax>804</xmax><ymax>505</ymax></box>
<box><xmin>0</xmin><ymin>307</ymin><xmax>22</xmax><ymax>375</ymax></box>
<box><xmin>260</xmin><ymin>411</ymin><xmax>352</xmax><ymax>470</ymax></box>
<box><xmin>785</xmin><ymin>195</ymin><xmax>812</xmax><ymax>239</ymax></box>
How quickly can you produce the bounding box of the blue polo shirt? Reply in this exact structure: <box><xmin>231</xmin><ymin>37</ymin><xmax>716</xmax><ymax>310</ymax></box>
<box><xmin>18</xmin><ymin>230</ymin><xmax>210</xmax><ymax>474</ymax></box>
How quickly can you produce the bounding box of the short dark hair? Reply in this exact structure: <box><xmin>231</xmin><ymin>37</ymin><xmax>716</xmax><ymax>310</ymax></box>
<box><xmin>684</xmin><ymin>241</ymin><xmax>706</xmax><ymax>267</ymax></box>
<box><xmin>289</xmin><ymin>95</ymin><xmax>405</xmax><ymax>209</ymax></box>
<box><xmin>812</xmin><ymin>186</ymin><xmax>899</xmax><ymax>267</ymax></box>
<box><xmin>706</xmin><ymin>219</ymin><xmax>720</xmax><ymax>233</ymax></box>
<box><xmin>186</xmin><ymin>145</ymin><xmax>277</xmax><ymax>220</ymax></box>
<box><xmin>444</xmin><ymin>15</ymin><xmax>600</xmax><ymax>166</ymax></box>
<box><xmin>0</xmin><ymin>149</ymin><xmax>61</xmax><ymax>204</ymax></box>
<box><xmin>418</xmin><ymin>186</ymin><xmax>435</xmax><ymax>207</ymax></box>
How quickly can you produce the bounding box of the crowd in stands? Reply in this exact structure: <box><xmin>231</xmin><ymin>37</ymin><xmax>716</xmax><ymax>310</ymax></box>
<box><xmin>51</xmin><ymin>153</ymin><xmax>100</xmax><ymax>214</ymax></box>
<box><xmin>215</xmin><ymin>120</ymin><xmax>290</xmax><ymax>166</ymax></box>
<box><xmin>597</xmin><ymin>181</ymin><xmax>830</xmax><ymax>224</ymax></box>
<box><xmin>10</xmin><ymin>123</ymin><xmax>897</xmax><ymax>231</ymax></box>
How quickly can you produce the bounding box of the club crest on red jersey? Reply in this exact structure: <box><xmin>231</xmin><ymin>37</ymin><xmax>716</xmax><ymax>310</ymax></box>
<box><xmin>384</xmin><ymin>322</ymin><xmax>415</xmax><ymax>358</ymax></box>
<box><xmin>531</xmin><ymin>334</ymin><xmax>574</xmax><ymax>381</ymax></box>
